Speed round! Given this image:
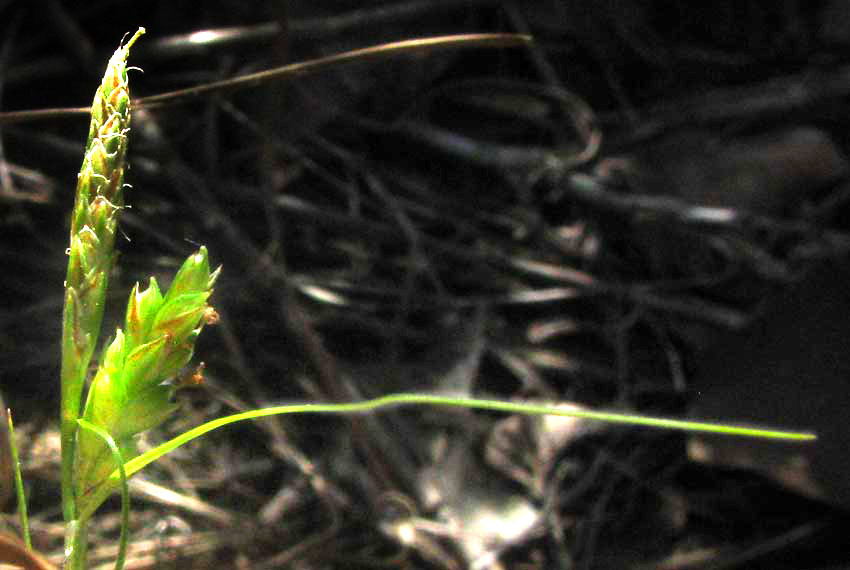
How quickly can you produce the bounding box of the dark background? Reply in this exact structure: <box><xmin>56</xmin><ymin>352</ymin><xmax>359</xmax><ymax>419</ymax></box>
<box><xmin>2</xmin><ymin>1</ymin><xmax>850</xmax><ymax>568</ymax></box>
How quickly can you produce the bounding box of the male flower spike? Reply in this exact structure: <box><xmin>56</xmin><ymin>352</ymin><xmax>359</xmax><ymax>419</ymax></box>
<box><xmin>61</xmin><ymin>28</ymin><xmax>145</xmax><ymax>521</ymax></box>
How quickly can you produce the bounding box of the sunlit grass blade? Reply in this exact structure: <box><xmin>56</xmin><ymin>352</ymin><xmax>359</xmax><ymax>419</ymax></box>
<box><xmin>6</xmin><ymin>410</ymin><xmax>30</xmax><ymax>551</ymax></box>
<box><xmin>77</xmin><ymin>392</ymin><xmax>815</xmax><ymax>521</ymax></box>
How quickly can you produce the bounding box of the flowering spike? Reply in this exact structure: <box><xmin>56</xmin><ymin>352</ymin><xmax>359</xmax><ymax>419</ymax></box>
<box><xmin>76</xmin><ymin>247</ymin><xmax>220</xmax><ymax>510</ymax></box>
<box><xmin>60</xmin><ymin>28</ymin><xmax>144</xmax><ymax>523</ymax></box>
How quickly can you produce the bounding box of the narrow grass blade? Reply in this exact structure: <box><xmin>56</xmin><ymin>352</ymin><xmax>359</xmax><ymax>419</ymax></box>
<box><xmin>6</xmin><ymin>410</ymin><xmax>30</xmax><ymax>551</ymax></box>
<box><xmin>0</xmin><ymin>34</ymin><xmax>532</xmax><ymax>125</ymax></box>
<box><xmin>136</xmin><ymin>33</ymin><xmax>531</xmax><ymax>107</ymax></box>
<box><xmin>77</xmin><ymin>392</ymin><xmax>815</xmax><ymax>521</ymax></box>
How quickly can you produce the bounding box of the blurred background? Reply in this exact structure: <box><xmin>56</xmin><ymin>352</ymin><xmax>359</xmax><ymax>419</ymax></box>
<box><xmin>2</xmin><ymin>1</ymin><xmax>850</xmax><ymax>568</ymax></box>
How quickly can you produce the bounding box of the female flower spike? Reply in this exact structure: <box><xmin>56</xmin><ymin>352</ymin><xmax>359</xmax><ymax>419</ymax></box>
<box><xmin>60</xmin><ymin>28</ymin><xmax>144</xmax><ymax>522</ymax></box>
<box><xmin>76</xmin><ymin>248</ymin><xmax>220</xmax><ymax>511</ymax></box>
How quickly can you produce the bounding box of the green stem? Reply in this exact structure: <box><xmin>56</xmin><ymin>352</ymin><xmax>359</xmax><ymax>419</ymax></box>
<box><xmin>60</xmin><ymin>383</ymin><xmax>81</xmax><ymax>524</ymax></box>
<box><xmin>60</xmin><ymin>390</ymin><xmax>81</xmax><ymax>525</ymax></box>
<box><xmin>64</xmin><ymin>519</ymin><xmax>88</xmax><ymax>570</ymax></box>
<box><xmin>60</xmin><ymin>289</ymin><xmax>84</xmax><ymax>524</ymax></box>
<box><xmin>77</xmin><ymin>392</ymin><xmax>816</xmax><ymax>521</ymax></box>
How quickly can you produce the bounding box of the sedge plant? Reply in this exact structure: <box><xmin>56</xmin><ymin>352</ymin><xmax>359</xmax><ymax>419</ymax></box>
<box><xmin>0</xmin><ymin>27</ymin><xmax>814</xmax><ymax>570</ymax></box>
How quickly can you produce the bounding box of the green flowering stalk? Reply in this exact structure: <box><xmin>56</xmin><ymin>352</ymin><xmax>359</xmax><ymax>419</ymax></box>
<box><xmin>60</xmin><ymin>27</ymin><xmax>145</xmax><ymax>524</ymax></box>
<box><xmin>75</xmin><ymin>248</ymin><xmax>219</xmax><ymax>515</ymax></box>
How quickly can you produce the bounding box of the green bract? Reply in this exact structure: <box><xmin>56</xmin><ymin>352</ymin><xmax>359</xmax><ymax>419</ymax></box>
<box><xmin>76</xmin><ymin>248</ymin><xmax>219</xmax><ymax>513</ymax></box>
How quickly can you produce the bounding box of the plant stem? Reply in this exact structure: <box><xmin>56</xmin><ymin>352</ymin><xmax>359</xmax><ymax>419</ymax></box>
<box><xmin>64</xmin><ymin>519</ymin><xmax>88</xmax><ymax>570</ymax></box>
<box><xmin>60</xmin><ymin>327</ymin><xmax>84</xmax><ymax>523</ymax></box>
